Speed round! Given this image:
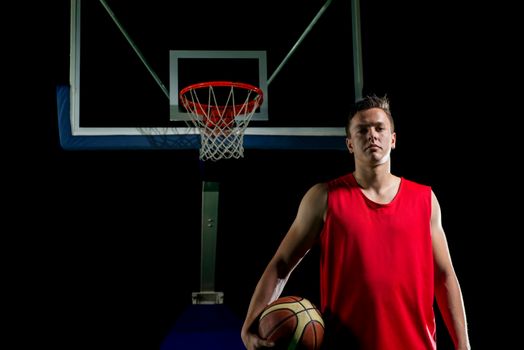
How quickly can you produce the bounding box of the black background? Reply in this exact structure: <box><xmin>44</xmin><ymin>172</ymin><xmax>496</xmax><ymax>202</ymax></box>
<box><xmin>7</xmin><ymin>0</ymin><xmax>517</xmax><ymax>349</ymax></box>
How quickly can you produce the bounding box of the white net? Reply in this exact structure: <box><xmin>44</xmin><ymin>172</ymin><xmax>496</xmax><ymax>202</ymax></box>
<box><xmin>179</xmin><ymin>82</ymin><xmax>263</xmax><ymax>161</ymax></box>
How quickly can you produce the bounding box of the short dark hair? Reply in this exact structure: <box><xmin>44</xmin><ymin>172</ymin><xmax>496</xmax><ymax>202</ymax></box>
<box><xmin>346</xmin><ymin>94</ymin><xmax>394</xmax><ymax>136</ymax></box>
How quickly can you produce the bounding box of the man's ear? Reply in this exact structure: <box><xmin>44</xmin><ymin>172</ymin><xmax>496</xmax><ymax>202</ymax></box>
<box><xmin>346</xmin><ymin>138</ymin><xmax>353</xmax><ymax>153</ymax></box>
<box><xmin>391</xmin><ymin>132</ymin><xmax>396</xmax><ymax>149</ymax></box>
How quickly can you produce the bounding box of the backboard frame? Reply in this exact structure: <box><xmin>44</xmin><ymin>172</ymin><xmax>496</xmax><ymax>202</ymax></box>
<box><xmin>63</xmin><ymin>0</ymin><xmax>363</xmax><ymax>151</ymax></box>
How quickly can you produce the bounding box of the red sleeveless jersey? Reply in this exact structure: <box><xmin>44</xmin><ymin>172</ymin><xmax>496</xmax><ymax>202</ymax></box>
<box><xmin>319</xmin><ymin>173</ymin><xmax>436</xmax><ymax>350</ymax></box>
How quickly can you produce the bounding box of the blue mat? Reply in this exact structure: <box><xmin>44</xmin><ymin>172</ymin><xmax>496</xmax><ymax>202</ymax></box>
<box><xmin>160</xmin><ymin>304</ymin><xmax>245</xmax><ymax>350</ymax></box>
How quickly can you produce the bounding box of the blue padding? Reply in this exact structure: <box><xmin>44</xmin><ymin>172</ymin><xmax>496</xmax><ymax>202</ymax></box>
<box><xmin>160</xmin><ymin>304</ymin><xmax>245</xmax><ymax>350</ymax></box>
<box><xmin>56</xmin><ymin>85</ymin><xmax>200</xmax><ymax>150</ymax></box>
<box><xmin>56</xmin><ymin>85</ymin><xmax>346</xmax><ymax>151</ymax></box>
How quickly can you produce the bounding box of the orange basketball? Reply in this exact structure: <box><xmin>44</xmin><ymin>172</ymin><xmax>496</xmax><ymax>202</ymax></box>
<box><xmin>258</xmin><ymin>296</ymin><xmax>324</xmax><ymax>350</ymax></box>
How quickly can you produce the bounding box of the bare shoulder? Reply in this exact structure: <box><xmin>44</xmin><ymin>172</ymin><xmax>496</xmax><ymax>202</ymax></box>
<box><xmin>310</xmin><ymin>182</ymin><xmax>328</xmax><ymax>193</ymax></box>
<box><xmin>297</xmin><ymin>183</ymin><xmax>328</xmax><ymax>220</ymax></box>
<box><xmin>304</xmin><ymin>182</ymin><xmax>328</xmax><ymax>202</ymax></box>
<box><xmin>430</xmin><ymin>189</ymin><xmax>443</xmax><ymax>229</ymax></box>
<box><xmin>430</xmin><ymin>190</ymin><xmax>441</xmax><ymax>211</ymax></box>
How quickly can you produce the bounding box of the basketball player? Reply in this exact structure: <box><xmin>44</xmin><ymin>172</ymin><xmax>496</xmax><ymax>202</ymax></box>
<box><xmin>241</xmin><ymin>94</ymin><xmax>470</xmax><ymax>350</ymax></box>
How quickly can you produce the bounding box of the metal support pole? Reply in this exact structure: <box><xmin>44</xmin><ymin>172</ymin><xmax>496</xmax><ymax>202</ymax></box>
<box><xmin>351</xmin><ymin>0</ymin><xmax>364</xmax><ymax>100</ymax></box>
<box><xmin>192</xmin><ymin>181</ymin><xmax>224</xmax><ymax>304</ymax></box>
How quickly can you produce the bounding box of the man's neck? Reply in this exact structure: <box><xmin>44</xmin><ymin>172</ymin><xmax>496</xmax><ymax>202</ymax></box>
<box><xmin>353</xmin><ymin>162</ymin><xmax>395</xmax><ymax>189</ymax></box>
<box><xmin>353</xmin><ymin>163</ymin><xmax>395</xmax><ymax>191</ymax></box>
<box><xmin>353</xmin><ymin>168</ymin><xmax>400</xmax><ymax>205</ymax></box>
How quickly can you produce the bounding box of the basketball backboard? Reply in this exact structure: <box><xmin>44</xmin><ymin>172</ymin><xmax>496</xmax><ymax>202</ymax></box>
<box><xmin>169</xmin><ymin>50</ymin><xmax>269</xmax><ymax>122</ymax></box>
<box><xmin>61</xmin><ymin>0</ymin><xmax>362</xmax><ymax>151</ymax></box>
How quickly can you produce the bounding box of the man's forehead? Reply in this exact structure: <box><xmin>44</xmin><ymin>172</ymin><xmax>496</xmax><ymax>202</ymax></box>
<box><xmin>353</xmin><ymin>119</ymin><xmax>386</xmax><ymax>126</ymax></box>
<box><xmin>351</xmin><ymin>111</ymin><xmax>389</xmax><ymax>127</ymax></box>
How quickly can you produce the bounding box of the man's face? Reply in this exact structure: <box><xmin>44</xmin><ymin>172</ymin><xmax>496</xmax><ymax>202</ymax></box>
<box><xmin>346</xmin><ymin>108</ymin><xmax>396</xmax><ymax>166</ymax></box>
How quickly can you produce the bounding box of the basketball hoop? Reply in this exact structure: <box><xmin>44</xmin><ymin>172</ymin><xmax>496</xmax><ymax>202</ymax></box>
<box><xmin>179</xmin><ymin>81</ymin><xmax>263</xmax><ymax>161</ymax></box>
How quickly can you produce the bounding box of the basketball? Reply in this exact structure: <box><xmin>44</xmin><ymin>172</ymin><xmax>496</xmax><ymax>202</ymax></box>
<box><xmin>258</xmin><ymin>296</ymin><xmax>324</xmax><ymax>350</ymax></box>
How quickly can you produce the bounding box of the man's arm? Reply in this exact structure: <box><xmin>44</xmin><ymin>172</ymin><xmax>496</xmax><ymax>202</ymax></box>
<box><xmin>241</xmin><ymin>183</ymin><xmax>327</xmax><ymax>349</ymax></box>
<box><xmin>431</xmin><ymin>190</ymin><xmax>471</xmax><ymax>350</ymax></box>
